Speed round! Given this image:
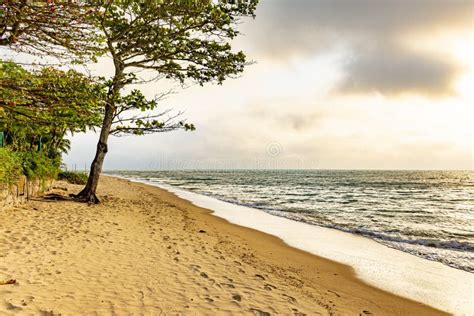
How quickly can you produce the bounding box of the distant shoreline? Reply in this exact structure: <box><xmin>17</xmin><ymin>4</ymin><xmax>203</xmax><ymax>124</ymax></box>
<box><xmin>103</xmin><ymin>168</ymin><xmax>474</xmax><ymax>172</ymax></box>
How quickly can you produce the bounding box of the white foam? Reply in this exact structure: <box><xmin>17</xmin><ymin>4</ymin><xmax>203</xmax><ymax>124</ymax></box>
<box><xmin>130</xmin><ymin>177</ymin><xmax>473</xmax><ymax>315</ymax></box>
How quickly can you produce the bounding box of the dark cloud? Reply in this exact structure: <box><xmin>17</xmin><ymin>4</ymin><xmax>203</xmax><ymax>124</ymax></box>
<box><xmin>338</xmin><ymin>42</ymin><xmax>460</xmax><ymax>95</ymax></box>
<box><xmin>243</xmin><ymin>0</ymin><xmax>473</xmax><ymax>95</ymax></box>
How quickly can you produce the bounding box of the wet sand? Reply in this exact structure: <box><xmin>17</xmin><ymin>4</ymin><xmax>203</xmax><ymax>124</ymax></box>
<box><xmin>0</xmin><ymin>176</ymin><xmax>447</xmax><ymax>315</ymax></box>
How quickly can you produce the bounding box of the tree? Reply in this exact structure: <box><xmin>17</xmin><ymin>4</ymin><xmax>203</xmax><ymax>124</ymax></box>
<box><xmin>0</xmin><ymin>0</ymin><xmax>101</xmax><ymax>60</ymax></box>
<box><xmin>75</xmin><ymin>0</ymin><xmax>258</xmax><ymax>203</ymax></box>
<box><xmin>0</xmin><ymin>1</ymin><xmax>104</xmax><ymax>187</ymax></box>
<box><xmin>0</xmin><ymin>61</ymin><xmax>104</xmax><ymax>158</ymax></box>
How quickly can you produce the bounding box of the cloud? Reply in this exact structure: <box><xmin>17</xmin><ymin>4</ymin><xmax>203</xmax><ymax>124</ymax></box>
<box><xmin>242</xmin><ymin>0</ymin><xmax>473</xmax><ymax>96</ymax></box>
<box><xmin>337</xmin><ymin>42</ymin><xmax>460</xmax><ymax>96</ymax></box>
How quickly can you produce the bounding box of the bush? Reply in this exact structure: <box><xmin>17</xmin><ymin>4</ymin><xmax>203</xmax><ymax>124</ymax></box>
<box><xmin>59</xmin><ymin>171</ymin><xmax>88</xmax><ymax>185</ymax></box>
<box><xmin>20</xmin><ymin>151</ymin><xmax>60</xmax><ymax>180</ymax></box>
<box><xmin>0</xmin><ymin>148</ymin><xmax>22</xmax><ymax>186</ymax></box>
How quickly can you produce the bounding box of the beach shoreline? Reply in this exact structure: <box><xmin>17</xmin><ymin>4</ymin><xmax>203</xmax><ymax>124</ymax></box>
<box><xmin>135</xmin><ymin>177</ymin><xmax>472</xmax><ymax>316</ymax></box>
<box><xmin>0</xmin><ymin>176</ymin><xmax>453</xmax><ymax>315</ymax></box>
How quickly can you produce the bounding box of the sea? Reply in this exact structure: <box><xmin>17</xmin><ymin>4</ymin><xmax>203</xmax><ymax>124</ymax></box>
<box><xmin>110</xmin><ymin>170</ymin><xmax>473</xmax><ymax>273</ymax></box>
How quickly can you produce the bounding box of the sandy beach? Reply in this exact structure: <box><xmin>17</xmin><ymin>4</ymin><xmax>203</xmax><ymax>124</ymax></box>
<box><xmin>0</xmin><ymin>176</ymin><xmax>447</xmax><ymax>315</ymax></box>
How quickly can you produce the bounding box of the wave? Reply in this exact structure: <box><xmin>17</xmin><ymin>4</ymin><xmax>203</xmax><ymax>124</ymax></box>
<box><xmin>265</xmin><ymin>211</ymin><xmax>474</xmax><ymax>252</ymax></box>
<box><xmin>110</xmin><ymin>171</ymin><xmax>474</xmax><ymax>273</ymax></box>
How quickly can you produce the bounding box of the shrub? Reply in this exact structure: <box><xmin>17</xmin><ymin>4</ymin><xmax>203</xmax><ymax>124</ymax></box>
<box><xmin>58</xmin><ymin>171</ymin><xmax>88</xmax><ymax>185</ymax></box>
<box><xmin>19</xmin><ymin>151</ymin><xmax>60</xmax><ymax>180</ymax></box>
<box><xmin>0</xmin><ymin>148</ymin><xmax>22</xmax><ymax>186</ymax></box>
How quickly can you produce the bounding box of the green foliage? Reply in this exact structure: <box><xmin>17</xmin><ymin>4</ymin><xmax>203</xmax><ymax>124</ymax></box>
<box><xmin>0</xmin><ymin>146</ymin><xmax>61</xmax><ymax>186</ymax></box>
<box><xmin>0</xmin><ymin>148</ymin><xmax>21</xmax><ymax>186</ymax></box>
<box><xmin>99</xmin><ymin>1</ymin><xmax>258</xmax><ymax>85</ymax></box>
<box><xmin>91</xmin><ymin>1</ymin><xmax>258</xmax><ymax>137</ymax></box>
<box><xmin>58</xmin><ymin>171</ymin><xmax>89</xmax><ymax>185</ymax></box>
<box><xmin>19</xmin><ymin>151</ymin><xmax>60</xmax><ymax>180</ymax></box>
<box><xmin>0</xmin><ymin>60</ymin><xmax>104</xmax><ymax>188</ymax></box>
<box><xmin>0</xmin><ymin>61</ymin><xmax>105</xmax><ymax>132</ymax></box>
<box><xmin>111</xmin><ymin>89</ymin><xmax>195</xmax><ymax>136</ymax></box>
<box><xmin>0</xmin><ymin>60</ymin><xmax>105</xmax><ymax>160</ymax></box>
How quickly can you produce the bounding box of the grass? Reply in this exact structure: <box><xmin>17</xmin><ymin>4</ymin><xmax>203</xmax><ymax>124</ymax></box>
<box><xmin>58</xmin><ymin>171</ymin><xmax>89</xmax><ymax>185</ymax></box>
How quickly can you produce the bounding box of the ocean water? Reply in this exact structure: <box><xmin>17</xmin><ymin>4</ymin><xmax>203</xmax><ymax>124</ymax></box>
<box><xmin>110</xmin><ymin>170</ymin><xmax>474</xmax><ymax>272</ymax></box>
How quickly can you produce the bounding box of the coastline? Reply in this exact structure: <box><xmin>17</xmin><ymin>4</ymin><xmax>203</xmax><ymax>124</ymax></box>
<box><xmin>138</xmin><ymin>178</ymin><xmax>472</xmax><ymax>316</ymax></box>
<box><xmin>0</xmin><ymin>176</ymin><xmax>455</xmax><ymax>314</ymax></box>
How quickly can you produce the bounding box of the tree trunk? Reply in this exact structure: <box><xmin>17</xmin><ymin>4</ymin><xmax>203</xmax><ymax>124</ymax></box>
<box><xmin>74</xmin><ymin>65</ymin><xmax>124</xmax><ymax>203</ymax></box>
<box><xmin>74</xmin><ymin>104</ymin><xmax>115</xmax><ymax>203</ymax></box>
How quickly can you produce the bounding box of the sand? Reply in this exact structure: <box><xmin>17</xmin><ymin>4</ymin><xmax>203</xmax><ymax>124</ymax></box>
<box><xmin>158</xmin><ymin>181</ymin><xmax>472</xmax><ymax>315</ymax></box>
<box><xmin>0</xmin><ymin>176</ymin><xmax>448</xmax><ymax>315</ymax></box>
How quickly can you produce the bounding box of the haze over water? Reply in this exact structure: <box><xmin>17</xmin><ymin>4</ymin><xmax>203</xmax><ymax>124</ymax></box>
<box><xmin>113</xmin><ymin>170</ymin><xmax>474</xmax><ymax>272</ymax></box>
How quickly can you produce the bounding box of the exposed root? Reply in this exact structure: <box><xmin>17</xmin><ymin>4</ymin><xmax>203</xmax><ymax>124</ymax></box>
<box><xmin>70</xmin><ymin>191</ymin><xmax>101</xmax><ymax>204</ymax></box>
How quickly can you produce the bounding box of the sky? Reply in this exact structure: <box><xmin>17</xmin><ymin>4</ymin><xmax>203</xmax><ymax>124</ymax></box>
<box><xmin>64</xmin><ymin>0</ymin><xmax>473</xmax><ymax>171</ymax></box>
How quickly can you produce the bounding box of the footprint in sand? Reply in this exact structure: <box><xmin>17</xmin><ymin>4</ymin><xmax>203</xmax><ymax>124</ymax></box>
<box><xmin>232</xmin><ymin>294</ymin><xmax>242</xmax><ymax>302</ymax></box>
<box><xmin>189</xmin><ymin>264</ymin><xmax>201</xmax><ymax>272</ymax></box>
<box><xmin>3</xmin><ymin>301</ymin><xmax>22</xmax><ymax>311</ymax></box>
<box><xmin>291</xmin><ymin>308</ymin><xmax>307</xmax><ymax>316</ymax></box>
<box><xmin>282</xmin><ymin>293</ymin><xmax>297</xmax><ymax>304</ymax></box>
<box><xmin>20</xmin><ymin>295</ymin><xmax>35</xmax><ymax>306</ymax></box>
<box><xmin>249</xmin><ymin>308</ymin><xmax>271</xmax><ymax>316</ymax></box>
<box><xmin>263</xmin><ymin>283</ymin><xmax>277</xmax><ymax>291</ymax></box>
<box><xmin>254</xmin><ymin>274</ymin><xmax>265</xmax><ymax>281</ymax></box>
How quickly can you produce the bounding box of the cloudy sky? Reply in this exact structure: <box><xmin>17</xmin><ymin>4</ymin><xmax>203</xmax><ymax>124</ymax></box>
<box><xmin>64</xmin><ymin>0</ymin><xmax>473</xmax><ymax>170</ymax></box>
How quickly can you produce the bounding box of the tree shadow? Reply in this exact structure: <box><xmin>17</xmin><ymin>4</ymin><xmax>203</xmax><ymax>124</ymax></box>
<box><xmin>29</xmin><ymin>193</ymin><xmax>74</xmax><ymax>203</ymax></box>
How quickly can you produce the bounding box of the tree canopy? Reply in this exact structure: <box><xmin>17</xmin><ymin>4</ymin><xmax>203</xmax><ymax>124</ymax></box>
<box><xmin>0</xmin><ymin>0</ymin><xmax>101</xmax><ymax>60</ymax></box>
<box><xmin>0</xmin><ymin>61</ymin><xmax>104</xmax><ymax>162</ymax></box>
<box><xmin>0</xmin><ymin>61</ymin><xmax>104</xmax><ymax>132</ymax></box>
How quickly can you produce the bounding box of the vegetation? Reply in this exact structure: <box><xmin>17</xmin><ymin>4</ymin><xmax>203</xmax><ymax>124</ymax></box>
<box><xmin>58</xmin><ymin>171</ymin><xmax>89</xmax><ymax>185</ymax></box>
<box><xmin>0</xmin><ymin>61</ymin><xmax>103</xmax><ymax>187</ymax></box>
<box><xmin>0</xmin><ymin>0</ymin><xmax>101</xmax><ymax>60</ymax></box>
<box><xmin>0</xmin><ymin>1</ymin><xmax>102</xmax><ymax>189</ymax></box>
<box><xmin>20</xmin><ymin>151</ymin><xmax>61</xmax><ymax>181</ymax></box>
<box><xmin>0</xmin><ymin>148</ymin><xmax>21</xmax><ymax>186</ymax></box>
<box><xmin>0</xmin><ymin>61</ymin><xmax>104</xmax><ymax>156</ymax></box>
<box><xmin>0</xmin><ymin>1</ymin><xmax>258</xmax><ymax>202</ymax></box>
